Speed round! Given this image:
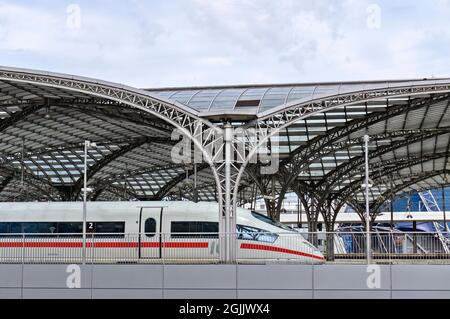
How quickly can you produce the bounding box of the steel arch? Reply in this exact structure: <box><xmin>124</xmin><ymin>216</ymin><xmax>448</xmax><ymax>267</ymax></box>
<box><xmin>231</xmin><ymin>85</ymin><xmax>450</xmax><ymax>243</ymax></box>
<box><xmin>0</xmin><ymin>67</ymin><xmax>230</xmax><ymax>257</ymax></box>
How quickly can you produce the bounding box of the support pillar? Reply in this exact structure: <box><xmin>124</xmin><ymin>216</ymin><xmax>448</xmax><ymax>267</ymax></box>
<box><xmin>442</xmin><ymin>186</ymin><xmax>448</xmax><ymax>232</ymax></box>
<box><xmin>390</xmin><ymin>180</ymin><xmax>394</xmax><ymax>230</ymax></box>
<box><xmin>216</xmin><ymin>124</ymin><xmax>242</xmax><ymax>263</ymax></box>
<box><xmin>220</xmin><ymin>123</ymin><xmax>236</xmax><ymax>263</ymax></box>
<box><xmin>309</xmin><ymin>196</ymin><xmax>319</xmax><ymax>246</ymax></box>
<box><xmin>297</xmin><ymin>189</ymin><xmax>319</xmax><ymax>245</ymax></box>
<box><xmin>413</xmin><ymin>221</ymin><xmax>417</xmax><ymax>254</ymax></box>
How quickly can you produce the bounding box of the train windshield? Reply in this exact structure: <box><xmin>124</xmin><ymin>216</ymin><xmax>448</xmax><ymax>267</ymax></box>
<box><xmin>251</xmin><ymin>212</ymin><xmax>294</xmax><ymax>231</ymax></box>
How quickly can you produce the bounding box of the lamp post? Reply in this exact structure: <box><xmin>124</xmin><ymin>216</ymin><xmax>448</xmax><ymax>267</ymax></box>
<box><xmin>443</xmin><ymin>175</ymin><xmax>449</xmax><ymax>233</ymax></box>
<box><xmin>83</xmin><ymin>140</ymin><xmax>97</xmax><ymax>264</ymax></box>
<box><xmin>364</xmin><ymin>135</ymin><xmax>371</xmax><ymax>264</ymax></box>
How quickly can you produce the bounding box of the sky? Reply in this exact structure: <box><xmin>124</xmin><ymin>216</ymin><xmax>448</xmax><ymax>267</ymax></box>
<box><xmin>0</xmin><ymin>0</ymin><xmax>450</xmax><ymax>88</ymax></box>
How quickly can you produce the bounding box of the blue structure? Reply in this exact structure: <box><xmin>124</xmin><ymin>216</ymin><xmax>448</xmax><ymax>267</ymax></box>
<box><xmin>388</xmin><ymin>187</ymin><xmax>450</xmax><ymax>232</ymax></box>
<box><xmin>391</xmin><ymin>187</ymin><xmax>450</xmax><ymax>213</ymax></box>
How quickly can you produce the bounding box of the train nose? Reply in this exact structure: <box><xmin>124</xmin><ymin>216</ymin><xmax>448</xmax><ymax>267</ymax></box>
<box><xmin>313</xmin><ymin>250</ymin><xmax>325</xmax><ymax>264</ymax></box>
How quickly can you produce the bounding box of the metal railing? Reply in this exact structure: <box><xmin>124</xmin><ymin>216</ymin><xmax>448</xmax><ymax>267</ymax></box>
<box><xmin>1</xmin><ymin>231</ymin><xmax>450</xmax><ymax>264</ymax></box>
<box><xmin>325</xmin><ymin>231</ymin><xmax>450</xmax><ymax>263</ymax></box>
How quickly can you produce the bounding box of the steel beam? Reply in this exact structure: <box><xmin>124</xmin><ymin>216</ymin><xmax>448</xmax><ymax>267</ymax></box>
<box><xmin>321</xmin><ymin>128</ymin><xmax>450</xmax><ymax>191</ymax></box>
<box><xmin>70</xmin><ymin>137</ymin><xmax>177</xmax><ymax>199</ymax></box>
<box><xmin>0</xmin><ymin>104</ymin><xmax>45</xmax><ymax>132</ymax></box>
<box><xmin>338</xmin><ymin>152</ymin><xmax>450</xmax><ymax>201</ymax></box>
<box><xmin>270</xmin><ymin>95</ymin><xmax>450</xmax><ymax>209</ymax></box>
<box><xmin>152</xmin><ymin>164</ymin><xmax>209</xmax><ymax>200</ymax></box>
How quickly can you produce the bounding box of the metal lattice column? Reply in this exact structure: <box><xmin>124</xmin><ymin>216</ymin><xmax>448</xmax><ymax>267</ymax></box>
<box><xmin>214</xmin><ymin>124</ymin><xmax>240</xmax><ymax>263</ymax></box>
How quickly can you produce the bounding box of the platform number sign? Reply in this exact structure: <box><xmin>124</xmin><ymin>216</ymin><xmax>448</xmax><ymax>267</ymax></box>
<box><xmin>66</xmin><ymin>265</ymin><xmax>81</xmax><ymax>289</ymax></box>
<box><xmin>366</xmin><ymin>265</ymin><xmax>381</xmax><ymax>289</ymax></box>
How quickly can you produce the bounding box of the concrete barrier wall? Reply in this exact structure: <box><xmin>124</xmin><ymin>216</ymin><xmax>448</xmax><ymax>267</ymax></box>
<box><xmin>1</xmin><ymin>264</ymin><xmax>450</xmax><ymax>299</ymax></box>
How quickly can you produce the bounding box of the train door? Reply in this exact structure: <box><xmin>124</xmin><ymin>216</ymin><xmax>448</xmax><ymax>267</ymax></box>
<box><xmin>139</xmin><ymin>207</ymin><xmax>163</xmax><ymax>259</ymax></box>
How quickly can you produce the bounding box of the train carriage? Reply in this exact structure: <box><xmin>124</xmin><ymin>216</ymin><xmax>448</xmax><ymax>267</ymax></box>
<box><xmin>0</xmin><ymin>201</ymin><xmax>324</xmax><ymax>264</ymax></box>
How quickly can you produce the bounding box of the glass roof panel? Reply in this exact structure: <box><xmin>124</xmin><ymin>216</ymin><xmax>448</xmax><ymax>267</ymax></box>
<box><xmin>208</xmin><ymin>89</ymin><xmax>245</xmax><ymax>111</ymax></box>
<box><xmin>188</xmin><ymin>90</ymin><xmax>222</xmax><ymax>111</ymax></box>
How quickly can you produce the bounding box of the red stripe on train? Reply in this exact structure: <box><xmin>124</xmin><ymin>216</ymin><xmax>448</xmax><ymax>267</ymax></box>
<box><xmin>240</xmin><ymin>243</ymin><xmax>324</xmax><ymax>260</ymax></box>
<box><xmin>0</xmin><ymin>242</ymin><xmax>322</xmax><ymax>260</ymax></box>
<box><xmin>0</xmin><ymin>242</ymin><xmax>208</xmax><ymax>248</ymax></box>
<box><xmin>0</xmin><ymin>242</ymin><xmax>83</xmax><ymax>248</ymax></box>
<box><xmin>91</xmin><ymin>242</ymin><xmax>208</xmax><ymax>248</ymax></box>
<box><xmin>162</xmin><ymin>242</ymin><xmax>208</xmax><ymax>248</ymax></box>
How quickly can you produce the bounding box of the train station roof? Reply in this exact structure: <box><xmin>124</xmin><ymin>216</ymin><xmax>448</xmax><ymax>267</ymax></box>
<box><xmin>1</xmin><ymin>66</ymin><xmax>450</xmax><ymax>211</ymax></box>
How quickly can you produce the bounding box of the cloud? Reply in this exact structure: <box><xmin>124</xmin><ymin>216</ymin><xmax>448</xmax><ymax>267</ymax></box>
<box><xmin>0</xmin><ymin>0</ymin><xmax>449</xmax><ymax>87</ymax></box>
<box><xmin>0</xmin><ymin>2</ymin><xmax>59</xmax><ymax>52</ymax></box>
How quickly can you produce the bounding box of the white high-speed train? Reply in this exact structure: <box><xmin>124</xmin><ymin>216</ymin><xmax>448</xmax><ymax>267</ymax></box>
<box><xmin>0</xmin><ymin>201</ymin><xmax>324</xmax><ymax>264</ymax></box>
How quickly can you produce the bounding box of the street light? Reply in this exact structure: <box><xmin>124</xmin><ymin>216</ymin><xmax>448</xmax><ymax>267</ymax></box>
<box><xmin>363</xmin><ymin>135</ymin><xmax>371</xmax><ymax>265</ymax></box>
<box><xmin>83</xmin><ymin>140</ymin><xmax>97</xmax><ymax>264</ymax></box>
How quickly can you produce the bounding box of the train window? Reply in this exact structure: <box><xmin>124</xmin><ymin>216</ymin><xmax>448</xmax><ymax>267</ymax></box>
<box><xmin>0</xmin><ymin>221</ymin><xmax>124</xmax><ymax>237</ymax></box>
<box><xmin>144</xmin><ymin>218</ymin><xmax>156</xmax><ymax>237</ymax></box>
<box><xmin>0</xmin><ymin>222</ymin><xmax>82</xmax><ymax>237</ymax></box>
<box><xmin>251</xmin><ymin>212</ymin><xmax>293</xmax><ymax>231</ymax></box>
<box><xmin>171</xmin><ymin>221</ymin><xmax>190</xmax><ymax>234</ymax></box>
<box><xmin>87</xmin><ymin>222</ymin><xmax>125</xmax><ymax>238</ymax></box>
<box><xmin>10</xmin><ymin>223</ymin><xmax>22</xmax><ymax>233</ymax></box>
<box><xmin>202</xmin><ymin>222</ymin><xmax>219</xmax><ymax>233</ymax></box>
<box><xmin>236</xmin><ymin>224</ymin><xmax>278</xmax><ymax>243</ymax></box>
<box><xmin>22</xmin><ymin>222</ymin><xmax>58</xmax><ymax>234</ymax></box>
<box><xmin>0</xmin><ymin>222</ymin><xmax>58</xmax><ymax>234</ymax></box>
<box><xmin>0</xmin><ymin>222</ymin><xmax>20</xmax><ymax>234</ymax></box>
<box><xmin>58</xmin><ymin>222</ymin><xmax>83</xmax><ymax>234</ymax></box>
<box><xmin>171</xmin><ymin>221</ymin><xmax>219</xmax><ymax>238</ymax></box>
